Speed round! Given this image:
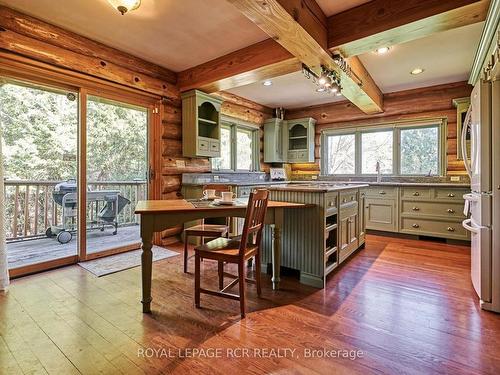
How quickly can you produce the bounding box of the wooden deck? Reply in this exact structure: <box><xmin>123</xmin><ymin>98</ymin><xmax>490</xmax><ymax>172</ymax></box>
<box><xmin>7</xmin><ymin>225</ymin><xmax>141</xmax><ymax>269</ymax></box>
<box><xmin>1</xmin><ymin>234</ymin><xmax>498</xmax><ymax>374</ymax></box>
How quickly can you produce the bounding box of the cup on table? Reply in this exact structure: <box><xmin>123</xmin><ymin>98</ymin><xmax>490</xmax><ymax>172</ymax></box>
<box><xmin>203</xmin><ymin>189</ymin><xmax>217</xmax><ymax>199</ymax></box>
<box><xmin>221</xmin><ymin>191</ymin><xmax>236</xmax><ymax>202</ymax></box>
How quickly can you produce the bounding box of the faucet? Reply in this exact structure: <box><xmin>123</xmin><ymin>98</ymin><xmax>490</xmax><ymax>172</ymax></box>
<box><xmin>376</xmin><ymin>161</ymin><xmax>382</xmax><ymax>183</ymax></box>
<box><xmin>426</xmin><ymin>169</ymin><xmax>433</xmax><ymax>177</ymax></box>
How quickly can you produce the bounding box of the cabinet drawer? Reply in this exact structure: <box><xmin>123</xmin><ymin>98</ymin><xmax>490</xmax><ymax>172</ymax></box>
<box><xmin>401</xmin><ymin>201</ymin><xmax>465</xmax><ymax>218</ymax></box>
<box><xmin>364</xmin><ymin>186</ymin><xmax>398</xmax><ymax>198</ymax></box>
<box><xmin>401</xmin><ymin>218</ymin><xmax>468</xmax><ymax>239</ymax></box>
<box><xmin>287</xmin><ymin>150</ymin><xmax>297</xmax><ymax>161</ymax></box>
<box><xmin>237</xmin><ymin>187</ymin><xmax>252</xmax><ymax>198</ymax></box>
<box><xmin>198</xmin><ymin>138</ymin><xmax>209</xmax><ymax>151</ymax></box>
<box><xmin>325</xmin><ymin>192</ymin><xmax>338</xmax><ymax>210</ymax></box>
<box><xmin>209</xmin><ymin>140</ymin><xmax>220</xmax><ymax>152</ymax></box>
<box><xmin>433</xmin><ymin>188</ymin><xmax>469</xmax><ymax>201</ymax></box>
<box><xmin>401</xmin><ymin>187</ymin><xmax>432</xmax><ymax>199</ymax></box>
<box><xmin>340</xmin><ymin>190</ymin><xmax>357</xmax><ymax>205</ymax></box>
<box><xmin>340</xmin><ymin>201</ymin><xmax>358</xmax><ymax>219</ymax></box>
<box><xmin>297</xmin><ymin>150</ymin><xmax>308</xmax><ymax>160</ymax></box>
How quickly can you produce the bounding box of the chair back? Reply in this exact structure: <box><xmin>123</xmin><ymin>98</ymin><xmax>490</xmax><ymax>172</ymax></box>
<box><xmin>239</xmin><ymin>189</ymin><xmax>269</xmax><ymax>257</ymax></box>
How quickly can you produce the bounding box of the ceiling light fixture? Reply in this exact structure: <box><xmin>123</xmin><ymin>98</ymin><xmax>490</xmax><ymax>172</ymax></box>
<box><xmin>107</xmin><ymin>0</ymin><xmax>141</xmax><ymax>15</ymax></box>
<box><xmin>411</xmin><ymin>68</ymin><xmax>424</xmax><ymax>75</ymax></box>
<box><xmin>303</xmin><ymin>64</ymin><xmax>343</xmax><ymax>95</ymax></box>
<box><xmin>376</xmin><ymin>46</ymin><xmax>390</xmax><ymax>54</ymax></box>
<box><xmin>262</xmin><ymin>80</ymin><xmax>273</xmax><ymax>86</ymax></box>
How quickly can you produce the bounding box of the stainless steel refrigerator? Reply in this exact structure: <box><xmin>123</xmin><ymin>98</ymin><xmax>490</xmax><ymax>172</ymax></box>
<box><xmin>462</xmin><ymin>48</ymin><xmax>500</xmax><ymax>313</ymax></box>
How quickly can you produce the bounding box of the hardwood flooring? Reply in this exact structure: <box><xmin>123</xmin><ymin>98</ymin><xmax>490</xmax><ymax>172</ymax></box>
<box><xmin>1</xmin><ymin>234</ymin><xmax>499</xmax><ymax>374</ymax></box>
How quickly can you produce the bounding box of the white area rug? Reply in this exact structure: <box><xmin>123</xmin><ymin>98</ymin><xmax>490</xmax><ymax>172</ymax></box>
<box><xmin>78</xmin><ymin>246</ymin><xmax>178</xmax><ymax>277</ymax></box>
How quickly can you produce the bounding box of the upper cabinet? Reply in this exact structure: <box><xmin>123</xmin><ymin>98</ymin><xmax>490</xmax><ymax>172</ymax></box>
<box><xmin>286</xmin><ymin>117</ymin><xmax>316</xmax><ymax>163</ymax></box>
<box><xmin>263</xmin><ymin>118</ymin><xmax>287</xmax><ymax>163</ymax></box>
<box><xmin>181</xmin><ymin>90</ymin><xmax>223</xmax><ymax>158</ymax></box>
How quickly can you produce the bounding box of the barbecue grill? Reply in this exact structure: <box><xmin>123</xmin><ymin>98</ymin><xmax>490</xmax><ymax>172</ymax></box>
<box><xmin>46</xmin><ymin>179</ymin><xmax>131</xmax><ymax>244</ymax></box>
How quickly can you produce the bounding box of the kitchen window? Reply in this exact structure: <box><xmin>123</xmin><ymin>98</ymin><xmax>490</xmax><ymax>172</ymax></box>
<box><xmin>211</xmin><ymin>120</ymin><xmax>259</xmax><ymax>171</ymax></box>
<box><xmin>321</xmin><ymin>120</ymin><xmax>445</xmax><ymax>176</ymax></box>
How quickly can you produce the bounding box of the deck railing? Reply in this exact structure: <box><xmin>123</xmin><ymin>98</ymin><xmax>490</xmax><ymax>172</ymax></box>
<box><xmin>4</xmin><ymin>180</ymin><xmax>147</xmax><ymax>241</ymax></box>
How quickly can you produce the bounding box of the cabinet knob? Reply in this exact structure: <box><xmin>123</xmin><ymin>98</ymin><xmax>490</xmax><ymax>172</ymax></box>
<box><xmin>379</xmin><ymin>191</ymin><xmax>386</xmax><ymax>195</ymax></box>
<box><xmin>447</xmin><ymin>209</ymin><xmax>455</xmax><ymax>213</ymax></box>
<box><xmin>342</xmin><ymin>198</ymin><xmax>346</xmax><ymax>203</ymax></box>
<box><xmin>412</xmin><ymin>206</ymin><xmax>420</xmax><ymax>211</ymax></box>
<box><xmin>413</xmin><ymin>192</ymin><xmax>420</xmax><ymax>196</ymax></box>
<box><xmin>412</xmin><ymin>223</ymin><xmax>420</xmax><ymax>228</ymax></box>
<box><xmin>448</xmin><ymin>193</ymin><xmax>455</xmax><ymax>197</ymax></box>
<box><xmin>447</xmin><ymin>227</ymin><xmax>455</xmax><ymax>232</ymax></box>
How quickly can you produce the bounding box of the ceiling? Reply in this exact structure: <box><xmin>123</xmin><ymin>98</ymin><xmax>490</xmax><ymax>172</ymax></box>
<box><xmin>0</xmin><ymin>0</ymin><xmax>269</xmax><ymax>72</ymax></box>
<box><xmin>316</xmin><ymin>0</ymin><xmax>372</xmax><ymax>17</ymax></box>
<box><xmin>227</xmin><ymin>22</ymin><xmax>484</xmax><ymax>108</ymax></box>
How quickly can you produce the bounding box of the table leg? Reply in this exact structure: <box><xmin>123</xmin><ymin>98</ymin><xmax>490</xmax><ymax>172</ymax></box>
<box><xmin>271</xmin><ymin>208</ymin><xmax>284</xmax><ymax>290</ymax></box>
<box><xmin>140</xmin><ymin>216</ymin><xmax>154</xmax><ymax>313</ymax></box>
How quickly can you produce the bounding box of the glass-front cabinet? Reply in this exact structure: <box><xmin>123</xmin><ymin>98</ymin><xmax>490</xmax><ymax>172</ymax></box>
<box><xmin>287</xmin><ymin>117</ymin><xmax>316</xmax><ymax>163</ymax></box>
<box><xmin>181</xmin><ymin>89</ymin><xmax>223</xmax><ymax>158</ymax></box>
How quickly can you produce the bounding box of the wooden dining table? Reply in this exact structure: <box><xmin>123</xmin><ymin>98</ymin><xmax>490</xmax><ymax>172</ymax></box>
<box><xmin>135</xmin><ymin>198</ymin><xmax>311</xmax><ymax>313</ymax></box>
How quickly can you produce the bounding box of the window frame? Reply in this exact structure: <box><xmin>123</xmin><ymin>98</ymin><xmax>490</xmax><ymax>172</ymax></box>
<box><xmin>211</xmin><ymin>116</ymin><xmax>260</xmax><ymax>172</ymax></box>
<box><xmin>321</xmin><ymin>119</ymin><xmax>446</xmax><ymax>177</ymax></box>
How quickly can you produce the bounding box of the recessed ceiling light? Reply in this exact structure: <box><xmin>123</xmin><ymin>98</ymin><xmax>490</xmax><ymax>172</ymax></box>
<box><xmin>262</xmin><ymin>80</ymin><xmax>273</xmax><ymax>86</ymax></box>
<box><xmin>376</xmin><ymin>46</ymin><xmax>390</xmax><ymax>54</ymax></box>
<box><xmin>411</xmin><ymin>68</ymin><xmax>424</xmax><ymax>75</ymax></box>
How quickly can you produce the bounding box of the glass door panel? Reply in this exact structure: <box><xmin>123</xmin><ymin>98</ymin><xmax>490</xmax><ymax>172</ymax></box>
<box><xmin>1</xmin><ymin>80</ymin><xmax>78</xmax><ymax>269</ymax></box>
<box><xmin>85</xmin><ymin>95</ymin><xmax>148</xmax><ymax>255</ymax></box>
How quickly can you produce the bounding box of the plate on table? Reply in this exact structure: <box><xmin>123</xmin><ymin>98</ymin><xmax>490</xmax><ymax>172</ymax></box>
<box><xmin>212</xmin><ymin>199</ymin><xmax>236</xmax><ymax>206</ymax></box>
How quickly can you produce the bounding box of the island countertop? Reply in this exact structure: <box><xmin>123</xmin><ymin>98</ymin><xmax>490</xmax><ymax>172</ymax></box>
<box><xmin>266</xmin><ymin>183</ymin><xmax>369</xmax><ymax>192</ymax></box>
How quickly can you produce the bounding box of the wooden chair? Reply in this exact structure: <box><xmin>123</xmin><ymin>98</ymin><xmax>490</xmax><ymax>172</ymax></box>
<box><xmin>183</xmin><ymin>184</ymin><xmax>231</xmax><ymax>273</ymax></box>
<box><xmin>194</xmin><ymin>189</ymin><xmax>269</xmax><ymax>318</ymax></box>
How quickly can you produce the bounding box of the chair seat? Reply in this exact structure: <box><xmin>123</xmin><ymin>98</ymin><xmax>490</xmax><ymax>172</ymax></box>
<box><xmin>194</xmin><ymin>237</ymin><xmax>257</xmax><ymax>260</ymax></box>
<box><xmin>184</xmin><ymin>224</ymin><xmax>229</xmax><ymax>237</ymax></box>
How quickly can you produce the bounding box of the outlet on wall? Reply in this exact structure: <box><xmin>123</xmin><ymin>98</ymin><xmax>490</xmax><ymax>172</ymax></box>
<box><xmin>450</xmin><ymin>176</ymin><xmax>461</xmax><ymax>182</ymax></box>
<box><xmin>213</xmin><ymin>175</ymin><xmax>220</xmax><ymax>181</ymax></box>
<box><xmin>311</xmin><ymin>175</ymin><xmax>318</xmax><ymax>180</ymax></box>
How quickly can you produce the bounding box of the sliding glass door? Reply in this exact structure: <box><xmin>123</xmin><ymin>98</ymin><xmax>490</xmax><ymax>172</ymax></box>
<box><xmin>1</xmin><ymin>80</ymin><xmax>79</xmax><ymax>270</ymax></box>
<box><xmin>1</xmin><ymin>75</ymin><xmax>156</xmax><ymax>274</ymax></box>
<box><xmin>84</xmin><ymin>95</ymin><xmax>148</xmax><ymax>257</ymax></box>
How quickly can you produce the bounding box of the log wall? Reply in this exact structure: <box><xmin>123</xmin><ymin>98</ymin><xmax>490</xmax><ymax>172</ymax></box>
<box><xmin>285</xmin><ymin>81</ymin><xmax>472</xmax><ymax>176</ymax></box>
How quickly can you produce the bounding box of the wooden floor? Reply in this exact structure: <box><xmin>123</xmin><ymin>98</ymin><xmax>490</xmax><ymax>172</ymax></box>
<box><xmin>7</xmin><ymin>225</ymin><xmax>141</xmax><ymax>269</ymax></box>
<box><xmin>1</xmin><ymin>234</ymin><xmax>499</xmax><ymax>374</ymax></box>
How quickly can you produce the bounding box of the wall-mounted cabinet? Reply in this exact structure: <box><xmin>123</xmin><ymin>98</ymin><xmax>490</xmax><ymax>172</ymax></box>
<box><xmin>287</xmin><ymin>118</ymin><xmax>315</xmax><ymax>163</ymax></box>
<box><xmin>263</xmin><ymin>118</ymin><xmax>287</xmax><ymax>163</ymax></box>
<box><xmin>181</xmin><ymin>90</ymin><xmax>223</xmax><ymax>158</ymax></box>
<box><xmin>263</xmin><ymin>117</ymin><xmax>316</xmax><ymax>163</ymax></box>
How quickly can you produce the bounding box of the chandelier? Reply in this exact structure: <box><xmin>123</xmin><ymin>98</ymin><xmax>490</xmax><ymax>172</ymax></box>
<box><xmin>302</xmin><ymin>64</ymin><xmax>342</xmax><ymax>96</ymax></box>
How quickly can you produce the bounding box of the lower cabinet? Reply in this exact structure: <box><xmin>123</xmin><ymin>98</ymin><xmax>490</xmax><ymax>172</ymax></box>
<box><xmin>365</xmin><ymin>197</ymin><xmax>398</xmax><ymax>232</ymax></box>
<box><xmin>339</xmin><ymin>199</ymin><xmax>359</xmax><ymax>263</ymax></box>
<box><xmin>358</xmin><ymin>191</ymin><xmax>366</xmax><ymax>244</ymax></box>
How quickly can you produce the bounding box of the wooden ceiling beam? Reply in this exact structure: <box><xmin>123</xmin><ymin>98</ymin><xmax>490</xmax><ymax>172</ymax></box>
<box><xmin>225</xmin><ymin>0</ymin><xmax>383</xmax><ymax>114</ymax></box>
<box><xmin>177</xmin><ymin>39</ymin><xmax>300</xmax><ymax>93</ymax></box>
<box><xmin>328</xmin><ymin>0</ymin><xmax>490</xmax><ymax>57</ymax></box>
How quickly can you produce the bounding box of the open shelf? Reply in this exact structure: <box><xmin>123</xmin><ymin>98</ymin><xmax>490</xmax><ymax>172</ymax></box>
<box><xmin>198</xmin><ymin>118</ymin><xmax>217</xmax><ymax>125</ymax></box>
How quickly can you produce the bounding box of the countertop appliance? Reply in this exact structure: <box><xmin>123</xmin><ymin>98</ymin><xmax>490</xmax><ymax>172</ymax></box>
<box><xmin>270</xmin><ymin>167</ymin><xmax>287</xmax><ymax>181</ymax></box>
<box><xmin>462</xmin><ymin>46</ymin><xmax>500</xmax><ymax>312</ymax></box>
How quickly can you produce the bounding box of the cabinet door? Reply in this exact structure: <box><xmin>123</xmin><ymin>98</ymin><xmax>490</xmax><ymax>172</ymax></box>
<box><xmin>365</xmin><ymin>198</ymin><xmax>397</xmax><ymax>232</ymax></box>
<box><xmin>348</xmin><ymin>214</ymin><xmax>358</xmax><ymax>247</ymax></box>
<box><xmin>359</xmin><ymin>193</ymin><xmax>366</xmax><ymax>243</ymax></box>
<box><xmin>340</xmin><ymin>216</ymin><xmax>349</xmax><ymax>251</ymax></box>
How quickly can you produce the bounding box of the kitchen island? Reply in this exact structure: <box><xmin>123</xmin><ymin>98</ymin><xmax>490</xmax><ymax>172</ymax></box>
<box><xmin>261</xmin><ymin>183</ymin><xmax>368</xmax><ymax>288</ymax></box>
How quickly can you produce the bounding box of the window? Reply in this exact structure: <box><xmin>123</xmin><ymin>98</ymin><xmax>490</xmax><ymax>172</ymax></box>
<box><xmin>325</xmin><ymin>134</ymin><xmax>355</xmax><ymax>174</ymax></box>
<box><xmin>400</xmin><ymin>126</ymin><xmax>439</xmax><ymax>175</ymax></box>
<box><xmin>322</xmin><ymin>121</ymin><xmax>444</xmax><ymax>176</ymax></box>
<box><xmin>211</xmin><ymin>120</ymin><xmax>259</xmax><ymax>171</ymax></box>
<box><xmin>361</xmin><ymin>130</ymin><xmax>393</xmax><ymax>174</ymax></box>
<box><xmin>211</xmin><ymin>126</ymin><xmax>231</xmax><ymax>170</ymax></box>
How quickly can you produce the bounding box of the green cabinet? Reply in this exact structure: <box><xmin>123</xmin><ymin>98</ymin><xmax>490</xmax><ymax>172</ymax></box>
<box><xmin>263</xmin><ymin>118</ymin><xmax>286</xmax><ymax>163</ymax></box>
<box><xmin>287</xmin><ymin>118</ymin><xmax>315</xmax><ymax>163</ymax></box>
<box><xmin>181</xmin><ymin>90</ymin><xmax>223</xmax><ymax>158</ymax></box>
<box><xmin>262</xmin><ymin>117</ymin><xmax>316</xmax><ymax>163</ymax></box>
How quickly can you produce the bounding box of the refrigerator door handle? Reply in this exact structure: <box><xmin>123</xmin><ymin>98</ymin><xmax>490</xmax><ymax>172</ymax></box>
<box><xmin>462</xmin><ymin>218</ymin><xmax>479</xmax><ymax>234</ymax></box>
<box><xmin>461</xmin><ymin>107</ymin><xmax>473</xmax><ymax>179</ymax></box>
